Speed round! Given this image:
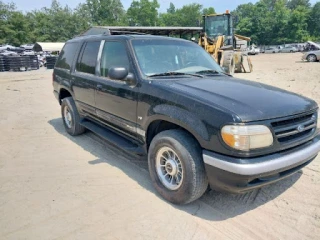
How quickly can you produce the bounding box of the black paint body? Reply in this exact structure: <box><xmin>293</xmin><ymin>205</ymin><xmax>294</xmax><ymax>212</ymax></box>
<box><xmin>53</xmin><ymin>34</ymin><xmax>319</xmax><ymax>193</ymax></box>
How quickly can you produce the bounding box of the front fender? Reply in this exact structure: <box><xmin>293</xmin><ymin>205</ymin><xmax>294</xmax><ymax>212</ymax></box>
<box><xmin>145</xmin><ymin>104</ymin><xmax>209</xmax><ymax>142</ymax></box>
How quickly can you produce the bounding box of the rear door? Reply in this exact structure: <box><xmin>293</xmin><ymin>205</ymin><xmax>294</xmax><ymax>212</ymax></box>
<box><xmin>54</xmin><ymin>42</ymin><xmax>80</xmax><ymax>96</ymax></box>
<box><xmin>71</xmin><ymin>41</ymin><xmax>101</xmax><ymax>117</ymax></box>
<box><xmin>94</xmin><ymin>40</ymin><xmax>138</xmax><ymax>139</ymax></box>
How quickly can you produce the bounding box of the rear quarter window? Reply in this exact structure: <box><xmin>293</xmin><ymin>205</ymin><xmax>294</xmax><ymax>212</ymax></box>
<box><xmin>55</xmin><ymin>42</ymin><xmax>79</xmax><ymax>70</ymax></box>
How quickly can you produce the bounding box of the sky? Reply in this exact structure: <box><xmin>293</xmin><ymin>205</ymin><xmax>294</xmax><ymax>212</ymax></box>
<box><xmin>5</xmin><ymin>0</ymin><xmax>318</xmax><ymax>13</ymax></box>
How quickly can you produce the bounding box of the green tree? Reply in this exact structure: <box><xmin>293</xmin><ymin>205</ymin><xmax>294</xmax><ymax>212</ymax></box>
<box><xmin>127</xmin><ymin>0</ymin><xmax>160</xmax><ymax>26</ymax></box>
<box><xmin>269</xmin><ymin>0</ymin><xmax>291</xmax><ymax>43</ymax></box>
<box><xmin>234</xmin><ymin>0</ymin><xmax>313</xmax><ymax>45</ymax></box>
<box><xmin>85</xmin><ymin>0</ymin><xmax>125</xmax><ymax>25</ymax></box>
<box><xmin>26</xmin><ymin>0</ymin><xmax>91</xmax><ymax>43</ymax></box>
<box><xmin>287</xmin><ymin>5</ymin><xmax>310</xmax><ymax>42</ymax></box>
<box><xmin>0</xmin><ymin>1</ymin><xmax>30</xmax><ymax>45</ymax></box>
<box><xmin>0</xmin><ymin>1</ymin><xmax>16</xmax><ymax>44</ymax></box>
<box><xmin>175</xmin><ymin>3</ymin><xmax>202</xmax><ymax>26</ymax></box>
<box><xmin>167</xmin><ymin>2</ymin><xmax>175</xmax><ymax>14</ymax></box>
<box><xmin>287</xmin><ymin>0</ymin><xmax>311</xmax><ymax>9</ymax></box>
<box><xmin>308</xmin><ymin>2</ymin><xmax>320</xmax><ymax>38</ymax></box>
<box><xmin>158</xmin><ymin>2</ymin><xmax>178</xmax><ymax>26</ymax></box>
<box><xmin>5</xmin><ymin>11</ymin><xmax>29</xmax><ymax>45</ymax></box>
<box><xmin>202</xmin><ymin>7</ymin><xmax>216</xmax><ymax>15</ymax></box>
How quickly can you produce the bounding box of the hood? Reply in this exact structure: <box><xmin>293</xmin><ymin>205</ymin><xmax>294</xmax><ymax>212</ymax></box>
<box><xmin>164</xmin><ymin>76</ymin><xmax>318</xmax><ymax>122</ymax></box>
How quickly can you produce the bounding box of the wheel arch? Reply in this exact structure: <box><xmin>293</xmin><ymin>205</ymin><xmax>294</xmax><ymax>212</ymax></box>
<box><xmin>59</xmin><ymin>87</ymin><xmax>73</xmax><ymax>105</ymax></box>
<box><xmin>144</xmin><ymin>105</ymin><xmax>210</xmax><ymax>150</ymax></box>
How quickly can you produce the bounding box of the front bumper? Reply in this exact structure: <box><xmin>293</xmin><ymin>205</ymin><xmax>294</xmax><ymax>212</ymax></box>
<box><xmin>203</xmin><ymin>134</ymin><xmax>320</xmax><ymax>193</ymax></box>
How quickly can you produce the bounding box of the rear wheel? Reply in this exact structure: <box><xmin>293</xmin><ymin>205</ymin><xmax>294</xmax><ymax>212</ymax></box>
<box><xmin>307</xmin><ymin>54</ymin><xmax>317</xmax><ymax>62</ymax></box>
<box><xmin>148</xmin><ymin>130</ymin><xmax>208</xmax><ymax>204</ymax></box>
<box><xmin>61</xmin><ymin>97</ymin><xmax>85</xmax><ymax>136</ymax></box>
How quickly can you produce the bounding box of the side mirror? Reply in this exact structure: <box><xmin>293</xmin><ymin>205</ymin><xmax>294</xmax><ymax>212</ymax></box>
<box><xmin>108</xmin><ymin>67</ymin><xmax>128</xmax><ymax>80</ymax></box>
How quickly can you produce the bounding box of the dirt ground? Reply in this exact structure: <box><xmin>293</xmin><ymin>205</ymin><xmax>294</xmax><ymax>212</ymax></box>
<box><xmin>0</xmin><ymin>53</ymin><xmax>319</xmax><ymax>240</ymax></box>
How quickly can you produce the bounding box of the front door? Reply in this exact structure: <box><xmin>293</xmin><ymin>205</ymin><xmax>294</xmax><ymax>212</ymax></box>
<box><xmin>95</xmin><ymin>40</ymin><xmax>138</xmax><ymax>139</ymax></box>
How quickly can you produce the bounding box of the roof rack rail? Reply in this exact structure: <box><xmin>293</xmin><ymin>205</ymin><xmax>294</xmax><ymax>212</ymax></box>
<box><xmin>80</xmin><ymin>26</ymin><xmax>203</xmax><ymax>37</ymax></box>
<box><xmin>106</xmin><ymin>30</ymin><xmax>148</xmax><ymax>35</ymax></box>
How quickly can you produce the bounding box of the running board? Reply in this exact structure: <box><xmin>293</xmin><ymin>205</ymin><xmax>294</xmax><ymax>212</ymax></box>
<box><xmin>80</xmin><ymin>120</ymin><xmax>145</xmax><ymax>156</ymax></box>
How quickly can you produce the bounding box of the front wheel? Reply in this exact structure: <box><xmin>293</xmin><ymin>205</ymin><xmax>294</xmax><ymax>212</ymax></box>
<box><xmin>148</xmin><ymin>130</ymin><xmax>208</xmax><ymax>204</ymax></box>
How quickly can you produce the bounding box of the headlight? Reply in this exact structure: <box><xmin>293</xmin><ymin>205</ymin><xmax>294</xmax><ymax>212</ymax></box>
<box><xmin>221</xmin><ymin>125</ymin><xmax>273</xmax><ymax>151</ymax></box>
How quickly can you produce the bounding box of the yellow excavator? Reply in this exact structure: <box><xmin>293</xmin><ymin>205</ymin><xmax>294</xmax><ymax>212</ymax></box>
<box><xmin>199</xmin><ymin>11</ymin><xmax>253</xmax><ymax>74</ymax></box>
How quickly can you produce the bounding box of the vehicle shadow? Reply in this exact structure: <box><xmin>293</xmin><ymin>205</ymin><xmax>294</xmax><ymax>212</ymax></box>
<box><xmin>295</xmin><ymin>60</ymin><xmax>311</xmax><ymax>63</ymax></box>
<box><xmin>48</xmin><ymin>118</ymin><xmax>302</xmax><ymax>221</ymax></box>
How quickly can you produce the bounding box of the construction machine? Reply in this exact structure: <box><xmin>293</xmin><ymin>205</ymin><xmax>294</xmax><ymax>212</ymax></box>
<box><xmin>199</xmin><ymin>11</ymin><xmax>253</xmax><ymax>74</ymax></box>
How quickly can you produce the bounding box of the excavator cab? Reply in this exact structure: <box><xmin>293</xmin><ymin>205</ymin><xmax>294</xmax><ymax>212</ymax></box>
<box><xmin>200</xmin><ymin>12</ymin><xmax>252</xmax><ymax>74</ymax></box>
<box><xmin>203</xmin><ymin>13</ymin><xmax>233</xmax><ymax>46</ymax></box>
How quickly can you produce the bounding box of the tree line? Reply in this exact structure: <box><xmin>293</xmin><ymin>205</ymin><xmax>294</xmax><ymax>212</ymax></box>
<box><xmin>234</xmin><ymin>0</ymin><xmax>320</xmax><ymax>45</ymax></box>
<box><xmin>0</xmin><ymin>0</ymin><xmax>319</xmax><ymax>46</ymax></box>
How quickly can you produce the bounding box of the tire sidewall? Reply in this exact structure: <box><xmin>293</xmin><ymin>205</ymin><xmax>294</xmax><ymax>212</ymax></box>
<box><xmin>148</xmin><ymin>135</ymin><xmax>199</xmax><ymax>204</ymax></box>
<box><xmin>61</xmin><ymin>98</ymin><xmax>77</xmax><ymax>135</ymax></box>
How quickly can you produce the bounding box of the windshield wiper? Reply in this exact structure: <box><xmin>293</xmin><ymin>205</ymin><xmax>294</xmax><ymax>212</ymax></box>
<box><xmin>195</xmin><ymin>70</ymin><xmax>229</xmax><ymax>76</ymax></box>
<box><xmin>148</xmin><ymin>72</ymin><xmax>203</xmax><ymax>78</ymax></box>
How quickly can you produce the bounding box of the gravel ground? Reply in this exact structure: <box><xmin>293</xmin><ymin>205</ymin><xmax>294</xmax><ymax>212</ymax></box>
<box><xmin>0</xmin><ymin>52</ymin><xmax>319</xmax><ymax>240</ymax></box>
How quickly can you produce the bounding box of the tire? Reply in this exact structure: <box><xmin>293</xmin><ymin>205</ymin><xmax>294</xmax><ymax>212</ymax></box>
<box><xmin>221</xmin><ymin>51</ymin><xmax>235</xmax><ymax>75</ymax></box>
<box><xmin>61</xmin><ymin>97</ymin><xmax>85</xmax><ymax>136</ymax></box>
<box><xmin>148</xmin><ymin>130</ymin><xmax>208</xmax><ymax>204</ymax></box>
<box><xmin>307</xmin><ymin>54</ymin><xmax>317</xmax><ymax>62</ymax></box>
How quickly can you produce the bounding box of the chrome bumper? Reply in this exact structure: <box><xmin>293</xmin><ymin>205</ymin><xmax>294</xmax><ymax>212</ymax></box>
<box><xmin>203</xmin><ymin>135</ymin><xmax>320</xmax><ymax>176</ymax></box>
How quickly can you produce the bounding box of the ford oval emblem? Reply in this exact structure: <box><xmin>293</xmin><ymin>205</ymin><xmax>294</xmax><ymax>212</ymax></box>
<box><xmin>297</xmin><ymin>125</ymin><xmax>305</xmax><ymax>132</ymax></box>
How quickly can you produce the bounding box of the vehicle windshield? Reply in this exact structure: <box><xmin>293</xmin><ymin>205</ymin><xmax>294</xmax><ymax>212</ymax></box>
<box><xmin>205</xmin><ymin>15</ymin><xmax>231</xmax><ymax>38</ymax></box>
<box><xmin>131</xmin><ymin>39</ymin><xmax>223</xmax><ymax>77</ymax></box>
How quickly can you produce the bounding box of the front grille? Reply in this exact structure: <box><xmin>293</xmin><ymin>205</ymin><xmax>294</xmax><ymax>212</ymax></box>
<box><xmin>271</xmin><ymin>112</ymin><xmax>317</xmax><ymax>144</ymax></box>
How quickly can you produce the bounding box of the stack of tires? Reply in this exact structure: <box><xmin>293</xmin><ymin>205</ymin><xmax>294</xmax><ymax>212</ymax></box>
<box><xmin>46</xmin><ymin>56</ymin><xmax>58</xmax><ymax>69</ymax></box>
<box><xmin>0</xmin><ymin>56</ymin><xmax>6</xmax><ymax>72</ymax></box>
<box><xmin>20</xmin><ymin>56</ymin><xmax>31</xmax><ymax>71</ymax></box>
<box><xmin>7</xmin><ymin>56</ymin><xmax>22</xmax><ymax>71</ymax></box>
<box><xmin>28</xmin><ymin>55</ymin><xmax>39</xmax><ymax>70</ymax></box>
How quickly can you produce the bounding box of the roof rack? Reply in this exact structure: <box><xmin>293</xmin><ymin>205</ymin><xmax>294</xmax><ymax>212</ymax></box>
<box><xmin>81</xmin><ymin>26</ymin><xmax>203</xmax><ymax>37</ymax></box>
<box><xmin>104</xmin><ymin>30</ymin><xmax>148</xmax><ymax>35</ymax></box>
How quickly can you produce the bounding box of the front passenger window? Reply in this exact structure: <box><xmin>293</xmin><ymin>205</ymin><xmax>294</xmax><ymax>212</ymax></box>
<box><xmin>100</xmin><ymin>41</ymin><xmax>130</xmax><ymax>78</ymax></box>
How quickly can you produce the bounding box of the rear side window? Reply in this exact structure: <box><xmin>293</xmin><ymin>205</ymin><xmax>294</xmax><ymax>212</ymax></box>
<box><xmin>76</xmin><ymin>41</ymin><xmax>101</xmax><ymax>75</ymax></box>
<box><xmin>56</xmin><ymin>42</ymin><xmax>79</xmax><ymax>70</ymax></box>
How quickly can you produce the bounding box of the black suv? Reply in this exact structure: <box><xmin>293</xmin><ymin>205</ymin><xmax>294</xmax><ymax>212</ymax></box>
<box><xmin>53</xmin><ymin>33</ymin><xmax>320</xmax><ymax>204</ymax></box>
